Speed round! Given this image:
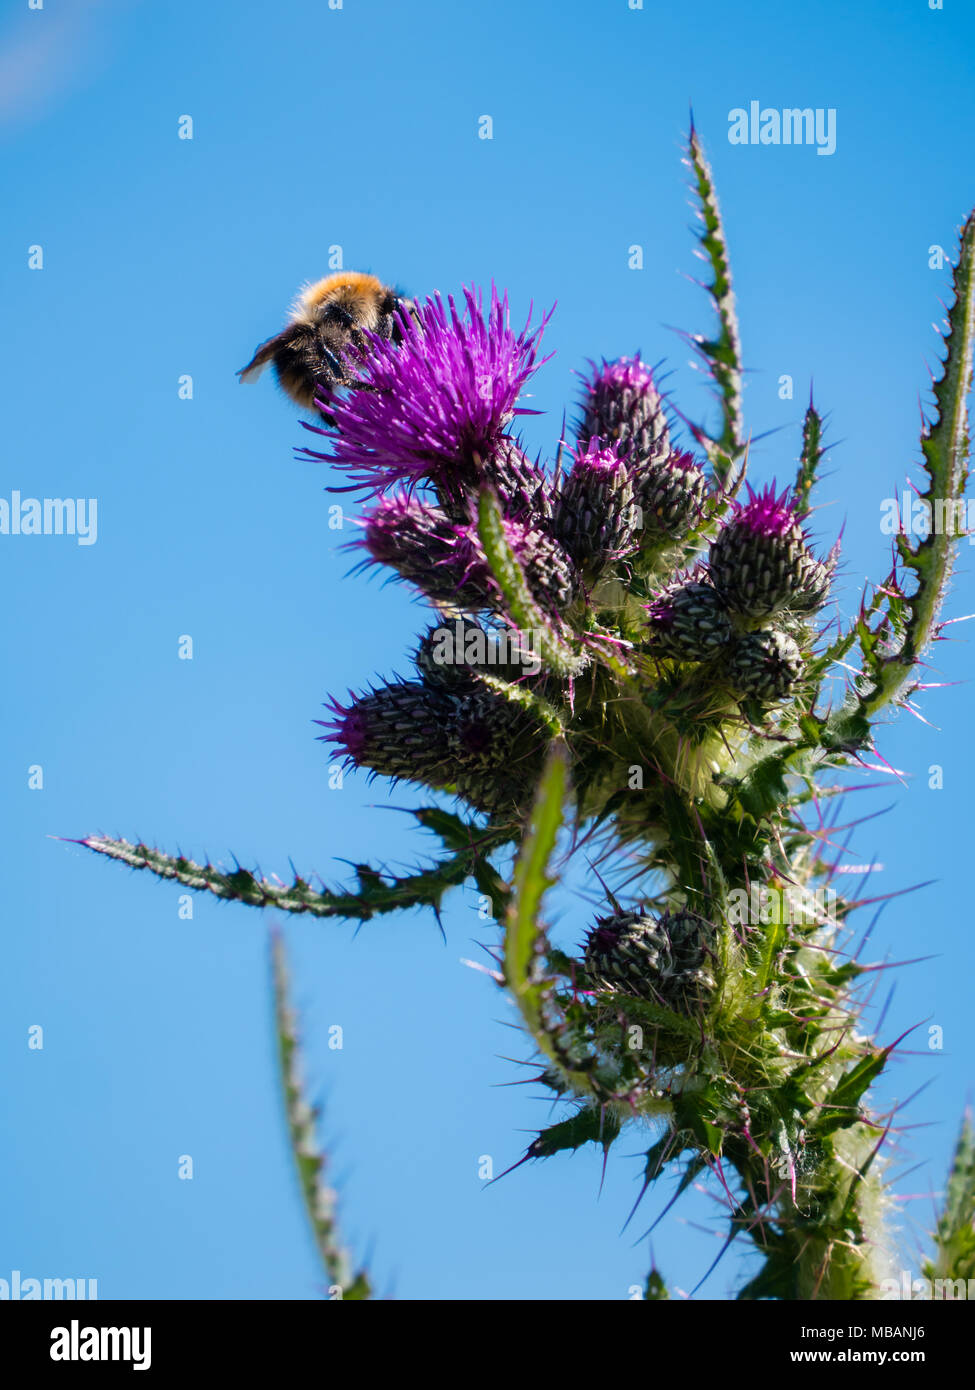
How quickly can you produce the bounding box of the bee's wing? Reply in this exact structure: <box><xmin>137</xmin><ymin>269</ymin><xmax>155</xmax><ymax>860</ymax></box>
<box><xmin>237</xmin><ymin>331</ymin><xmax>283</xmax><ymax>383</ymax></box>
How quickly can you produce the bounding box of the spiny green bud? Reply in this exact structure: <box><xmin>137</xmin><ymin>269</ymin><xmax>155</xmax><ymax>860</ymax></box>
<box><xmin>414</xmin><ymin>618</ymin><xmax>541</xmax><ymax>687</ymax></box>
<box><xmin>632</xmin><ymin>449</ymin><xmax>709</xmax><ymax>544</ymax></box>
<box><xmin>788</xmin><ymin>555</ymin><xmax>834</xmax><ymax>615</ymax></box>
<box><xmin>576</xmin><ymin>356</ymin><xmax>671</xmax><ymax>465</ymax></box>
<box><xmin>727</xmin><ymin>628</ymin><xmax>804</xmax><ymax>700</ymax></box>
<box><xmin>582</xmin><ymin>908</ymin><xmax>716</xmax><ymax>1013</ymax></box>
<box><xmin>446</xmin><ymin>691</ymin><xmax>549</xmax><ymax>813</ymax></box>
<box><xmin>321</xmin><ymin>681</ymin><xmax>549</xmax><ymax>814</ymax></box>
<box><xmin>645</xmin><ymin>575</ymin><xmax>733</xmax><ymax>661</ymax></box>
<box><xmin>553</xmin><ymin>441</ymin><xmax>638</xmax><ymax>572</ymax></box>
<box><xmin>708</xmin><ymin>484</ymin><xmax>830</xmax><ymax>618</ymax></box>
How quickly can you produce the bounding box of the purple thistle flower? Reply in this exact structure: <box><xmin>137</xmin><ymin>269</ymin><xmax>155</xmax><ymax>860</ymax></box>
<box><xmin>732</xmin><ymin>483</ymin><xmax>804</xmax><ymax>537</ymax></box>
<box><xmin>298</xmin><ymin>286</ymin><xmax>553</xmax><ymax>498</ymax></box>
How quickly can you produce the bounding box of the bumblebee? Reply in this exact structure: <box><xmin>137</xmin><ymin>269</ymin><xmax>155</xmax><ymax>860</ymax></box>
<box><xmin>238</xmin><ymin>270</ymin><xmax>414</xmax><ymax>412</ymax></box>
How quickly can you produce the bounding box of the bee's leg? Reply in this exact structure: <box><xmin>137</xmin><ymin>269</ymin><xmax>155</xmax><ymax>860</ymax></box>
<box><xmin>319</xmin><ymin>345</ymin><xmax>345</xmax><ymax>379</ymax></box>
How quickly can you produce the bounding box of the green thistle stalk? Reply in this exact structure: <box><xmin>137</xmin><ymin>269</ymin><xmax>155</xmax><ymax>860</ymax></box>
<box><xmin>270</xmin><ymin>930</ymin><xmax>371</xmax><ymax>1299</ymax></box>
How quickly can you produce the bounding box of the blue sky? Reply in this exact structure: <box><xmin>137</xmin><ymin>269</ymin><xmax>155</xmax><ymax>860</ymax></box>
<box><xmin>2</xmin><ymin>0</ymin><xmax>974</xmax><ymax>1300</ymax></box>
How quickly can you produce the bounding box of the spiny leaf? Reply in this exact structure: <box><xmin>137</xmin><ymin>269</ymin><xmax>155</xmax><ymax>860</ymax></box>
<box><xmin>270</xmin><ymin>930</ymin><xmax>371</xmax><ymax>1299</ymax></box>
<box><xmin>524</xmin><ymin>1105</ymin><xmax>622</xmax><ymax>1162</ymax></box>
<box><xmin>860</xmin><ymin>211</ymin><xmax>975</xmax><ymax>717</ymax></box>
<box><xmin>811</xmin><ymin>1048</ymin><xmax>888</xmax><ymax>1137</ymax></box>
<box><xmin>411</xmin><ymin>807</ymin><xmax>513</xmax><ymax>918</ymax></box>
<box><xmin>795</xmin><ymin>400</ymin><xmax>827</xmax><ymax>510</ymax></box>
<box><xmin>685</xmin><ymin>119</ymin><xmax>745</xmax><ymax>488</ymax></box>
<box><xmin>75</xmin><ymin>833</ymin><xmax>497</xmax><ymax>922</ymax></box>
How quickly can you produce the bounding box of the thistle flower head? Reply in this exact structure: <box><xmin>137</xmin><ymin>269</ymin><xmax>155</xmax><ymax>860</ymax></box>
<box><xmin>319</xmin><ymin>680</ymin><xmax>548</xmax><ymax>813</ymax></box>
<box><xmin>582</xmin><ymin>908</ymin><xmax>716</xmax><ymax>1013</ymax></box>
<box><xmin>356</xmin><ymin>491</ymin><xmax>463</xmax><ymax>598</ymax></box>
<box><xmin>708</xmin><ymin>480</ymin><xmax>830</xmax><ymax>617</ymax></box>
<box><xmin>726</xmin><ymin>628</ymin><xmax>804</xmax><ymax>701</ymax></box>
<box><xmin>632</xmin><ymin>447</ymin><xmax>709</xmax><ymax>544</ymax></box>
<box><xmin>302</xmin><ymin>286</ymin><xmax>553</xmax><ymax>495</ymax></box>
<box><xmin>553</xmin><ymin>439</ymin><xmax>638</xmax><ymax>570</ymax></box>
<box><xmin>414</xmin><ymin>618</ymin><xmax>539</xmax><ymax>688</ymax></box>
<box><xmin>576</xmin><ymin>355</ymin><xmax>672</xmax><ymax>465</ymax></box>
<box><xmin>318</xmin><ymin>683</ymin><xmax>457</xmax><ymax>786</ymax></box>
<box><xmin>586</xmin><ymin>355</ymin><xmax>658</xmax><ymax>397</ymax></box>
<box><xmin>447</xmin><ymin>514</ymin><xmax>578</xmax><ymax>615</ymax></box>
<box><xmin>645</xmin><ymin>572</ymin><xmax>733</xmax><ymax>661</ymax></box>
<box><xmin>357</xmin><ymin>491</ymin><xmax>577</xmax><ymax>616</ymax></box>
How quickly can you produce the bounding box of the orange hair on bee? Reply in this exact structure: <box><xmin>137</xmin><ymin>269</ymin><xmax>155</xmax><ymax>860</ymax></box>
<box><xmin>291</xmin><ymin>272</ymin><xmax>388</xmax><ymax>326</ymax></box>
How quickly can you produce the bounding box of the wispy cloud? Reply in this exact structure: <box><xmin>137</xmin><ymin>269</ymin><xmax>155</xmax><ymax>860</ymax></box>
<box><xmin>0</xmin><ymin>0</ymin><xmax>129</xmax><ymax>131</ymax></box>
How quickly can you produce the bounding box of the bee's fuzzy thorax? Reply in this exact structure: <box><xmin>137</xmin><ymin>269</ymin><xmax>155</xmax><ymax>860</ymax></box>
<box><xmin>292</xmin><ymin>271</ymin><xmax>388</xmax><ymax>325</ymax></box>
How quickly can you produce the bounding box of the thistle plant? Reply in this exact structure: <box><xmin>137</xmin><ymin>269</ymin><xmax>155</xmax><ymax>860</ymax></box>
<box><xmin>75</xmin><ymin>126</ymin><xmax>975</xmax><ymax>1301</ymax></box>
